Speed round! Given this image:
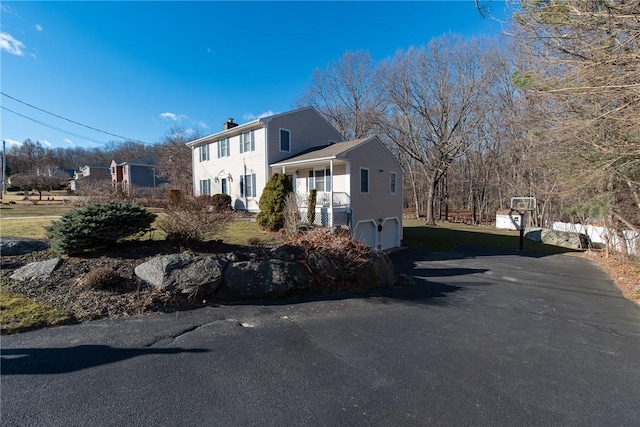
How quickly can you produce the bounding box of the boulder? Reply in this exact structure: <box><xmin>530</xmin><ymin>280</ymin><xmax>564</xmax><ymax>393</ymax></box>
<box><xmin>217</xmin><ymin>259</ymin><xmax>312</xmax><ymax>300</ymax></box>
<box><xmin>10</xmin><ymin>258</ymin><xmax>61</xmax><ymax>281</ymax></box>
<box><xmin>525</xmin><ymin>228</ymin><xmax>589</xmax><ymax>249</ymax></box>
<box><xmin>354</xmin><ymin>251</ymin><xmax>398</xmax><ymax>289</ymax></box>
<box><xmin>1</xmin><ymin>237</ymin><xmax>49</xmax><ymax>256</ymax></box>
<box><xmin>270</xmin><ymin>244</ymin><xmax>306</xmax><ymax>261</ymax></box>
<box><xmin>135</xmin><ymin>254</ymin><xmax>227</xmax><ymax>297</ymax></box>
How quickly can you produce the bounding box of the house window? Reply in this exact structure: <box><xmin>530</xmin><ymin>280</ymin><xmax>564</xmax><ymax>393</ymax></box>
<box><xmin>280</xmin><ymin>129</ymin><xmax>291</xmax><ymax>152</ymax></box>
<box><xmin>199</xmin><ymin>179</ymin><xmax>211</xmax><ymax>196</ymax></box>
<box><xmin>360</xmin><ymin>168</ymin><xmax>369</xmax><ymax>193</ymax></box>
<box><xmin>240</xmin><ymin>174</ymin><xmax>256</xmax><ymax>198</ymax></box>
<box><xmin>390</xmin><ymin>172</ymin><xmax>397</xmax><ymax>195</ymax></box>
<box><xmin>199</xmin><ymin>144</ymin><xmax>210</xmax><ymax>162</ymax></box>
<box><xmin>217</xmin><ymin>138</ymin><xmax>230</xmax><ymax>158</ymax></box>
<box><xmin>308</xmin><ymin>169</ymin><xmax>331</xmax><ymax>192</ymax></box>
<box><xmin>240</xmin><ymin>131</ymin><xmax>255</xmax><ymax>153</ymax></box>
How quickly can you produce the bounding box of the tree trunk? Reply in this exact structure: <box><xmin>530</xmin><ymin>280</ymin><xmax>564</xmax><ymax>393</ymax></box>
<box><xmin>425</xmin><ymin>171</ymin><xmax>438</xmax><ymax>225</ymax></box>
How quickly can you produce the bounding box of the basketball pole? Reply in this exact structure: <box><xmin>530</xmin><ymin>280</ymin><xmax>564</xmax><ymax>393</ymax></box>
<box><xmin>519</xmin><ymin>211</ymin><xmax>525</xmax><ymax>251</ymax></box>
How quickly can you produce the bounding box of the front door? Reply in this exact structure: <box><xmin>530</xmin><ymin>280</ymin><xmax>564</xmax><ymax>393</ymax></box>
<box><xmin>220</xmin><ymin>178</ymin><xmax>228</xmax><ymax>195</ymax></box>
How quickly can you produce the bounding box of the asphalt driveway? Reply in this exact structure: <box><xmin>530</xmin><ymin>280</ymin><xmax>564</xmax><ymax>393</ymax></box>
<box><xmin>2</xmin><ymin>247</ymin><xmax>639</xmax><ymax>426</ymax></box>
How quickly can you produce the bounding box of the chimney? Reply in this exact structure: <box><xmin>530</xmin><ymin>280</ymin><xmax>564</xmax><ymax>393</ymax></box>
<box><xmin>223</xmin><ymin>118</ymin><xmax>238</xmax><ymax>130</ymax></box>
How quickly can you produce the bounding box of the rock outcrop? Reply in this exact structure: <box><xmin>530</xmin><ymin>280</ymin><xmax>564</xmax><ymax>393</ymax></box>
<box><xmin>134</xmin><ymin>254</ymin><xmax>227</xmax><ymax>297</ymax></box>
<box><xmin>131</xmin><ymin>243</ymin><xmax>399</xmax><ymax>301</ymax></box>
<box><xmin>525</xmin><ymin>228</ymin><xmax>589</xmax><ymax>250</ymax></box>
<box><xmin>1</xmin><ymin>237</ymin><xmax>49</xmax><ymax>256</ymax></box>
<box><xmin>10</xmin><ymin>258</ymin><xmax>61</xmax><ymax>281</ymax></box>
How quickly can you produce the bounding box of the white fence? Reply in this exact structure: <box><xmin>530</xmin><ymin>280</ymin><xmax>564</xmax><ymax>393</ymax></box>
<box><xmin>551</xmin><ymin>221</ymin><xmax>639</xmax><ymax>256</ymax></box>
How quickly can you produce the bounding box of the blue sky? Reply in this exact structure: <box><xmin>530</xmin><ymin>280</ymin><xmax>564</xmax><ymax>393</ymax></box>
<box><xmin>1</xmin><ymin>1</ymin><xmax>508</xmax><ymax>149</ymax></box>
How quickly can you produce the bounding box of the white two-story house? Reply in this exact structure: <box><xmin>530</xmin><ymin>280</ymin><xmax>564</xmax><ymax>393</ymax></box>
<box><xmin>187</xmin><ymin>107</ymin><xmax>403</xmax><ymax>249</ymax></box>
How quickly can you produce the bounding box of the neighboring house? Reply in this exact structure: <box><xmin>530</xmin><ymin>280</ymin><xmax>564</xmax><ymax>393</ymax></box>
<box><xmin>70</xmin><ymin>163</ymin><xmax>111</xmax><ymax>192</ymax></box>
<box><xmin>110</xmin><ymin>156</ymin><xmax>159</xmax><ymax>193</ymax></box>
<box><xmin>188</xmin><ymin>107</ymin><xmax>403</xmax><ymax>249</ymax></box>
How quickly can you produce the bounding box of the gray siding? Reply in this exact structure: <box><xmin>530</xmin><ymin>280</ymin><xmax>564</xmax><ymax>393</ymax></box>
<box><xmin>347</xmin><ymin>139</ymin><xmax>403</xmax><ymax>231</ymax></box>
<box><xmin>267</xmin><ymin>108</ymin><xmax>344</xmax><ymax>165</ymax></box>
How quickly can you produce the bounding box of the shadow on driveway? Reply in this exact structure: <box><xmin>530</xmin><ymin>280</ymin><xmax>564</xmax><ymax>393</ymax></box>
<box><xmin>1</xmin><ymin>345</ymin><xmax>208</xmax><ymax>375</ymax></box>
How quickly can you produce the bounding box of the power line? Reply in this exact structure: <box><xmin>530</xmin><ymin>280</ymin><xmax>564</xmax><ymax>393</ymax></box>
<box><xmin>1</xmin><ymin>91</ymin><xmax>153</xmax><ymax>145</ymax></box>
<box><xmin>2</xmin><ymin>106</ymin><xmax>111</xmax><ymax>145</ymax></box>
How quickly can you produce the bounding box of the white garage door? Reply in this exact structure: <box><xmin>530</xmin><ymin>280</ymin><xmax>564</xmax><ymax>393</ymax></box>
<box><xmin>382</xmin><ymin>219</ymin><xmax>400</xmax><ymax>250</ymax></box>
<box><xmin>354</xmin><ymin>221</ymin><xmax>377</xmax><ymax>248</ymax></box>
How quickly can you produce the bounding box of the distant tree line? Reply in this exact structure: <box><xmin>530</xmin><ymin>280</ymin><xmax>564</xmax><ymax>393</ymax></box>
<box><xmin>295</xmin><ymin>1</ymin><xmax>640</xmax><ymax>248</ymax></box>
<box><xmin>5</xmin><ymin>127</ymin><xmax>198</xmax><ymax>197</ymax></box>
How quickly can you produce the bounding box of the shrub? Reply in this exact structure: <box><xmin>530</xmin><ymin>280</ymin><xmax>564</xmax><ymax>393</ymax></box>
<box><xmin>256</xmin><ymin>173</ymin><xmax>293</xmax><ymax>231</ymax></box>
<box><xmin>307</xmin><ymin>189</ymin><xmax>317</xmax><ymax>225</ymax></box>
<box><xmin>167</xmin><ymin>189</ymin><xmax>185</xmax><ymax>208</ymax></box>
<box><xmin>247</xmin><ymin>236</ymin><xmax>261</xmax><ymax>246</ymax></box>
<box><xmin>46</xmin><ymin>201</ymin><xmax>157</xmax><ymax>255</ymax></box>
<box><xmin>79</xmin><ymin>267</ymin><xmax>122</xmax><ymax>289</ymax></box>
<box><xmin>156</xmin><ymin>197</ymin><xmax>231</xmax><ymax>248</ymax></box>
<box><xmin>210</xmin><ymin>193</ymin><xmax>232</xmax><ymax>212</ymax></box>
<box><xmin>283</xmin><ymin>192</ymin><xmax>300</xmax><ymax>236</ymax></box>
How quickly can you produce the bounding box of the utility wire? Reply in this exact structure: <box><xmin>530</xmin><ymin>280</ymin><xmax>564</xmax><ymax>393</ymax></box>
<box><xmin>2</xmin><ymin>106</ymin><xmax>111</xmax><ymax>145</ymax></box>
<box><xmin>1</xmin><ymin>91</ymin><xmax>153</xmax><ymax>145</ymax></box>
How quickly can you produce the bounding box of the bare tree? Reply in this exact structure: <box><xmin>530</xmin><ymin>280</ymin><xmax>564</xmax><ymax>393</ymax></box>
<box><xmin>378</xmin><ymin>36</ymin><xmax>502</xmax><ymax>224</ymax></box>
<box><xmin>11</xmin><ymin>172</ymin><xmax>69</xmax><ymax>201</ymax></box>
<box><xmin>509</xmin><ymin>1</ymin><xmax>640</xmax><ymax>242</ymax></box>
<box><xmin>295</xmin><ymin>50</ymin><xmax>384</xmax><ymax>140</ymax></box>
<box><xmin>154</xmin><ymin>127</ymin><xmax>201</xmax><ymax>196</ymax></box>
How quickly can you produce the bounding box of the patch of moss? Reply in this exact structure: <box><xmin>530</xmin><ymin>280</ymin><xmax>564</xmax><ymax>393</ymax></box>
<box><xmin>0</xmin><ymin>290</ymin><xmax>71</xmax><ymax>334</ymax></box>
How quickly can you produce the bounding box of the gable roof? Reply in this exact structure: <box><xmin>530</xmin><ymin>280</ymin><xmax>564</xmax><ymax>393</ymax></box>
<box><xmin>185</xmin><ymin>106</ymin><xmax>340</xmax><ymax>148</ymax></box>
<box><xmin>270</xmin><ymin>137</ymin><xmax>373</xmax><ymax>167</ymax></box>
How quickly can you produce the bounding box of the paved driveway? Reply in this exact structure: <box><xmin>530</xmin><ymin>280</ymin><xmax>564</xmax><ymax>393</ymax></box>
<box><xmin>2</xmin><ymin>248</ymin><xmax>639</xmax><ymax>426</ymax></box>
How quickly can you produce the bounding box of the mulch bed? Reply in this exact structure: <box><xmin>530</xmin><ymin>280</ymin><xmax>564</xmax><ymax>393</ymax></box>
<box><xmin>1</xmin><ymin>240</ymin><xmax>273</xmax><ymax>325</ymax></box>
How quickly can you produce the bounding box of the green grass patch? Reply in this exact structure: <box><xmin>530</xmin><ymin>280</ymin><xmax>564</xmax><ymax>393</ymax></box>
<box><xmin>219</xmin><ymin>219</ymin><xmax>282</xmax><ymax>246</ymax></box>
<box><xmin>1</xmin><ymin>218</ymin><xmax>55</xmax><ymax>239</ymax></box>
<box><xmin>0</xmin><ymin>204</ymin><xmax>73</xmax><ymax>218</ymax></box>
<box><xmin>403</xmin><ymin>220</ymin><xmax>577</xmax><ymax>254</ymax></box>
<box><xmin>0</xmin><ymin>289</ymin><xmax>71</xmax><ymax>334</ymax></box>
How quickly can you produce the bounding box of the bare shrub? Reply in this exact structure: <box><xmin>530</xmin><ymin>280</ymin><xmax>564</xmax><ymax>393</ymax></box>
<box><xmin>156</xmin><ymin>197</ymin><xmax>231</xmax><ymax>248</ymax></box>
<box><xmin>79</xmin><ymin>267</ymin><xmax>123</xmax><ymax>290</ymax></box>
<box><xmin>283</xmin><ymin>192</ymin><xmax>300</xmax><ymax>236</ymax></box>
<box><xmin>247</xmin><ymin>237</ymin><xmax>261</xmax><ymax>246</ymax></box>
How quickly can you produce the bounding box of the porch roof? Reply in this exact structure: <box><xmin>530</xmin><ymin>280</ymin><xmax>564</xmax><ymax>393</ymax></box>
<box><xmin>271</xmin><ymin>137</ymin><xmax>372</xmax><ymax>167</ymax></box>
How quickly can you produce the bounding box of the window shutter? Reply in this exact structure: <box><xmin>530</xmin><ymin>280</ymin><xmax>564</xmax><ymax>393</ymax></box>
<box><xmin>240</xmin><ymin>175</ymin><xmax>244</xmax><ymax>197</ymax></box>
<box><xmin>250</xmin><ymin>131</ymin><xmax>255</xmax><ymax>152</ymax></box>
<box><xmin>251</xmin><ymin>174</ymin><xmax>257</xmax><ymax>197</ymax></box>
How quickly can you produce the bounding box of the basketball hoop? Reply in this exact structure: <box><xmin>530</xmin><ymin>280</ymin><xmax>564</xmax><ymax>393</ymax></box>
<box><xmin>510</xmin><ymin>197</ymin><xmax>536</xmax><ymax>250</ymax></box>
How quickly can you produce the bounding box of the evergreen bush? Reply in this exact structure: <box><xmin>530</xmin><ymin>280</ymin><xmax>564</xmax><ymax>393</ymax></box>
<box><xmin>307</xmin><ymin>189</ymin><xmax>317</xmax><ymax>225</ymax></box>
<box><xmin>256</xmin><ymin>173</ymin><xmax>293</xmax><ymax>231</ymax></box>
<box><xmin>46</xmin><ymin>201</ymin><xmax>157</xmax><ymax>255</ymax></box>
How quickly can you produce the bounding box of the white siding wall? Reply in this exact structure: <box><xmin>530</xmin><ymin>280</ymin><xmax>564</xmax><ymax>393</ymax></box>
<box><xmin>192</xmin><ymin>127</ymin><xmax>267</xmax><ymax>211</ymax></box>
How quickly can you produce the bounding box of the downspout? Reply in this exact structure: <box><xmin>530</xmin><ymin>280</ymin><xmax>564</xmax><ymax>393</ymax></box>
<box><xmin>190</xmin><ymin>146</ymin><xmax>196</xmax><ymax>196</ymax></box>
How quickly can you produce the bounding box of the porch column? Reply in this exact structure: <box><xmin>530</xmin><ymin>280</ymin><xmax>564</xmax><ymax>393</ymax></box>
<box><xmin>329</xmin><ymin>159</ymin><xmax>334</xmax><ymax>227</ymax></box>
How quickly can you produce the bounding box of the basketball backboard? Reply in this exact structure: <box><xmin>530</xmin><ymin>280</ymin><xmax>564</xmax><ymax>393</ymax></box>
<box><xmin>510</xmin><ymin>197</ymin><xmax>536</xmax><ymax>213</ymax></box>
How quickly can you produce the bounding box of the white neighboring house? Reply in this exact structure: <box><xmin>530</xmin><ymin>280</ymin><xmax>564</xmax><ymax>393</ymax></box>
<box><xmin>187</xmin><ymin>107</ymin><xmax>403</xmax><ymax>249</ymax></box>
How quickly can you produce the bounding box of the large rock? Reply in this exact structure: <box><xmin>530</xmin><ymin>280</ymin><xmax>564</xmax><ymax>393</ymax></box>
<box><xmin>217</xmin><ymin>259</ymin><xmax>313</xmax><ymax>300</ymax></box>
<box><xmin>135</xmin><ymin>254</ymin><xmax>227</xmax><ymax>297</ymax></box>
<box><xmin>354</xmin><ymin>251</ymin><xmax>398</xmax><ymax>289</ymax></box>
<box><xmin>525</xmin><ymin>228</ymin><xmax>589</xmax><ymax>249</ymax></box>
<box><xmin>1</xmin><ymin>237</ymin><xmax>49</xmax><ymax>256</ymax></box>
<box><xmin>10</xmin><ymin>258</ymin><xmax>61</xmax><ymax>281</ymax></box>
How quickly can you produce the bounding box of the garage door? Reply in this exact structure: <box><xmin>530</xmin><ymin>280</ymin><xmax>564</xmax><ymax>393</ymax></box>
<box><xmin>382</xmin><ymin>219</ymin><xmax>400</xmax><ymax>250</ymax></box>
<box><xmin>354</xmin><ymin>221</ymin><xmax>377</xmax><ymax>248</ymax></box>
